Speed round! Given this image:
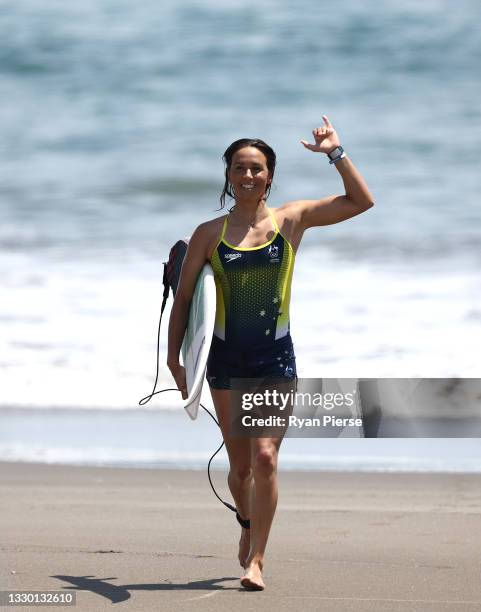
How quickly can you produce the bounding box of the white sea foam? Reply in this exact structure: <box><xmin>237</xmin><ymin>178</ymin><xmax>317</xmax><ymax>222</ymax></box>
<box><xmin>1</xmin><ymin>408</ymin><xmax>480</xmax><ymax>472</ymax></box>
<box><xmin>1</xmin><ymin>444</ymin><xmax>480</xmax><ymax>474</ymax></box>
<box><xmin>1</xmin><ymin>250</ymin><xmax>480</xmax><ymax>410</ymax></box>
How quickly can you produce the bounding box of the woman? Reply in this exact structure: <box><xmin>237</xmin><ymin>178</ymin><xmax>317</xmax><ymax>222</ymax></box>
<box><xmin>167</xmin><ymin>115</ymin><xmax>374</xmax><ymax>590</ymax></box>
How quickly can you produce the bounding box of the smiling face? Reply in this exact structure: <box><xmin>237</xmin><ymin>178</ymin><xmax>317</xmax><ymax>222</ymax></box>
<box><xmin>228</xmin><ymin>147</ymin><xmax>272</xmax><ymax>203</ymax></box>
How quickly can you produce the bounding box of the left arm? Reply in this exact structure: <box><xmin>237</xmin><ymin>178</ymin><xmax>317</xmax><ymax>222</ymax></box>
<box><xmin>294</xmin><ymin>115</ymin><xmax>375</xmax><ymax>229</ymax></box>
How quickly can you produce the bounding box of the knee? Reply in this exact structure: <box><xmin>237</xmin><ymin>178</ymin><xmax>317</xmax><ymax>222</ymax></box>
<box><xmin>230</xmin><ymin>464</ymin><xmax>253</xmax><ymax>482</ymax></box>
<box><xmin>253</xmin><ymin>447</ymin><xmax>277</xmax><ymax>477</ymax></box>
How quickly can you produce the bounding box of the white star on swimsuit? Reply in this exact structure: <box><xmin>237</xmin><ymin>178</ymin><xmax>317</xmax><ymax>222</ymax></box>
<box><xmin>260</xmin><ymin>309</ymin><xmax>266</xmax><ymax>317</ymax></box>
<box><xmin>273</xmin><ymin>297</ymin><xmax>279</xmax><ymax>304</ymax></box>
<box><xmin>265</xmin><ymin>329</ymin><xmax>271</xmax><ymax>336</ymax></box>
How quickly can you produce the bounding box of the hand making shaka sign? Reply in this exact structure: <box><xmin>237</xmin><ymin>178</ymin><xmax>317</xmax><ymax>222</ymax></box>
<box><xmin>300</xmin><ymin>115</ymin><xmax>341</xmax><ymax>154</ymax></box>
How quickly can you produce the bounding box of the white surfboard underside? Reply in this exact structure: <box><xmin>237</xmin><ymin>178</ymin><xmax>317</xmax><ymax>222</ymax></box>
<box><xmin>181</xmin><ymin>263</ymin><xmax>216</xmax><ymax>420</ymax></box>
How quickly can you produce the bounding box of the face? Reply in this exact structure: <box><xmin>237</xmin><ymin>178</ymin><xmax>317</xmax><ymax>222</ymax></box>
<box><xmin>228</xmin><ymin>147</ymin><xmax>272</xmax><ymax>201</ymax></box>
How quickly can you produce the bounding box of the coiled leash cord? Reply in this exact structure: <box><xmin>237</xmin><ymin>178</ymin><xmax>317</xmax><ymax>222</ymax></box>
<box><xmin>140</xmin><ymin>386</ymin><xmax>235</xmax><ymax>508</ymax></box>
<box><xmin>139</xmin><ymin>388</ymin><xmax>248</xmax><ymax>528</ymax></box>
<box><xmin>138</xmin><ymin>267</ymin><xmax>249</xmax><ymax>529</ymax></box>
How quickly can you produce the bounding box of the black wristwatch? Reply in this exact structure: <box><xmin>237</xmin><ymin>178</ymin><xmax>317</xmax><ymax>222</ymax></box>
<box><xmin>327</xmin><ymin>145</ymin><xmax>346</xmax><ymax>164</ymax></box>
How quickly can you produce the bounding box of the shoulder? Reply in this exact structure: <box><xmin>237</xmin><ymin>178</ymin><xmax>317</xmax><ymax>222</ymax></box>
<box><xmin>271</xmin><ymin>201</ymin><xmax>304</xmax><ymax>225</ymax></box>
<box><xmin>196</xmin><ymin>214</ymin><xmax>226</xmax><ymax>234</ymax></box>
<box><xmin>193</xmin><ymin>214</ymin><xmax>226</xmax><ymax>243</ymax></box>
<box><xmin>189</xmin><ymin>214</ymin><xmax>227</xmax><ymax>260</ymax></box>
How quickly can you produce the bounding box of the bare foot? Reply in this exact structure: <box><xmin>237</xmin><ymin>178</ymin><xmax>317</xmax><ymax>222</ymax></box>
<box><xmin>238</xmin><ymin>527</ymin><xmax>250</xmax><ymax>568</ymax></box>
<box><xmin>240</xmin><ymin>558</ymin><xmax>265</xmax><ymax>591</ymax></box>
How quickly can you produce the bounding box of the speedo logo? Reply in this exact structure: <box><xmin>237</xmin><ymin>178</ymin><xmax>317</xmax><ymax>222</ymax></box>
<box><xmin>224</xmin><ymin>253</ymin><xmax>242</xmax><ymax>262</ymax></box>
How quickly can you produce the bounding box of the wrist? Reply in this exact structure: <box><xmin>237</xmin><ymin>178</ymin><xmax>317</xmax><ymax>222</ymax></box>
<box><xmin>326</xmin><ymin>145</ymin><xmax>341</xmax><ymax>155</ymax></box>
<box><xmin>326</xmin><ymin>145</ymin><xmax>346</xmax><ymax>164</ymax></box>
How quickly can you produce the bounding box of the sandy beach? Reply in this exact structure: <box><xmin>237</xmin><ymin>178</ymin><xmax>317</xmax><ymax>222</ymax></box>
<box><xmin>2</xmin><ymin>461</ymin><xmax>481</xmax><ymax>611</ymax></box>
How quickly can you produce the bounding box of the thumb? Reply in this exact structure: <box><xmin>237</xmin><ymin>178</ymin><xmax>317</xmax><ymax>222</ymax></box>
<box><xmin>300</xmin><ymin>140</ymin><xmax>316</xmax><ymax>151</ymax></box>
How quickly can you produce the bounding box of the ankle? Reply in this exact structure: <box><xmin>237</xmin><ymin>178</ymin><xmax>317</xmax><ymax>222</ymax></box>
<box><xmin>228</xmin><ymin>477</ymin><xmax>253</xmax><ymax>521</ymax></box>
<box><xmin>236</xmin><ymin>511</ymin><xmax>251</xmax><ymax>529</ymax></box>
<box><xmin>248</xmin><ymin>554</ymin><xmax>264</xmax><ymax>569</ymax></box>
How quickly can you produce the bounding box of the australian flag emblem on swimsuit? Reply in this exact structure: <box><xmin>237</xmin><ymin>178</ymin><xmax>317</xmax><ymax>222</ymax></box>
<box><xmin>268</xmin><ymin>244</ymin><xmax>279</xmax><ymax>260</ymax></box>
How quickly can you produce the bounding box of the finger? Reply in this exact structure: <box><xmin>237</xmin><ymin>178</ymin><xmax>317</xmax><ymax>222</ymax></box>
<box><xmin>177</xmin><ymin>376</ymin><xmax>187</xmax><ymax>398</ymax></box>
<box><xmin>322</xmin><ymin>114</ymin><xmax>332</xmax><ymax>127</ymax></box>
<box><xmin>180</xmin><ymin>384</ymin><xmax>187</xmax><ymax>399</ymax></box>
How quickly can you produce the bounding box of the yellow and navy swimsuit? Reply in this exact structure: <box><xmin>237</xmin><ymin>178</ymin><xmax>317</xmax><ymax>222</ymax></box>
<box><xmin>206</xmin><ymin>208</ymin><xmax>297</xmax><ymax>389</ymax></box>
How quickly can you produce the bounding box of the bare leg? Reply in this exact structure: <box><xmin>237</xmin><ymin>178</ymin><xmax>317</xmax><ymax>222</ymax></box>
<box><xmin>240</xmin><ymin>436</ymin><xmax>283</xmax><ymax>590</ymax></box>
<box><xmin>209</xmin><ymin>387</ymin><xmax>253</xmax><ymax>567</ymax></box>
<box><xmin>210</xmin><ymin>382</ymin><xmax>293</xmax><ymax>586</ymax></box>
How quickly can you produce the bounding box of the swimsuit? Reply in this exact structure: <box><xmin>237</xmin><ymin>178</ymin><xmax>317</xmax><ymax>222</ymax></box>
<box><xmin>206</xmin><ymin>208</ymin><xmax>297</xmax><ymax>389</ymax></box>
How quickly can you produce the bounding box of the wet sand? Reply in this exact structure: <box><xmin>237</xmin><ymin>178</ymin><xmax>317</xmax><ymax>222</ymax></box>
<box><xmin>2</xmin><ymin>461</ymin><xmax>481</xmax><ymax>611</ymax></box>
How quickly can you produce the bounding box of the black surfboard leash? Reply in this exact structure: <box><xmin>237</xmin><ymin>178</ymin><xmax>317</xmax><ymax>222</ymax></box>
<box><xmin>138</xmin><ymin>253</ymin><xmax>239</xmax><ymax>521</ymax></box>
<box><xmin>139</xmin><ymin>387</ymin><xmax>238</xmax><ymax>518</ymax></box>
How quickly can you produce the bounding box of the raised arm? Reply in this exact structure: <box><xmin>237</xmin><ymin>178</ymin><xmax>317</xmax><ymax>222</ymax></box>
<box><xmin>167</xmin><ymin>223</ymin><xmax>210</xmax><ymax>398</ymax></box>
<box><xmin>295</xmin><ymin>115</ymin><xmax>374</xmax><ymax>229</ymax></box>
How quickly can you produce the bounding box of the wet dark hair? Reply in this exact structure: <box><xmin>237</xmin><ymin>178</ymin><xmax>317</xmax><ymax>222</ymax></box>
<box><xmin>219</xmin><ymin>138</ymin><xmax>276</xmax><ymax>209</ymax></box>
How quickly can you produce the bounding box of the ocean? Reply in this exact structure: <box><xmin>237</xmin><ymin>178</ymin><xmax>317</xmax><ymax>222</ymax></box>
<box><xmin>1</xmin><ymin>0</ymin><xmax>480</xmax><ymax>470</ymax></box>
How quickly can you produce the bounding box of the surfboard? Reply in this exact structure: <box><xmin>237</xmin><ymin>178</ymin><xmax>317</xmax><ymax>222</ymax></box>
<box><xmin>181</xmin><ymin>263</ymin><xmax>216</xmax><ymax>420</ymax></box>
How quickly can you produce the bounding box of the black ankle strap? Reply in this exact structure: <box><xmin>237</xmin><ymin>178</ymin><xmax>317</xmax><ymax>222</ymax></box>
<box><xmin>236</xmin><ymin>512</ymin><xmax>250</xmax><ymax>529</ymax></box>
